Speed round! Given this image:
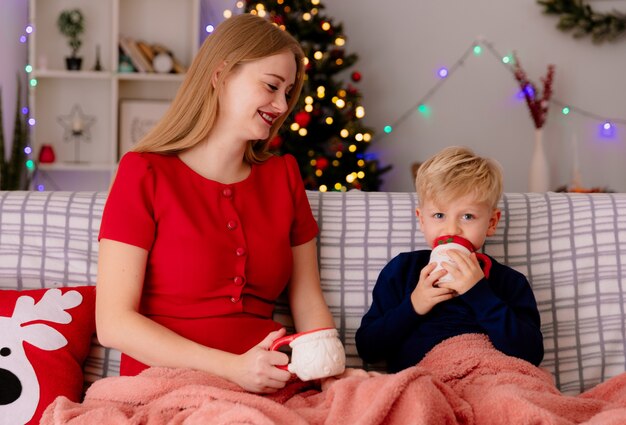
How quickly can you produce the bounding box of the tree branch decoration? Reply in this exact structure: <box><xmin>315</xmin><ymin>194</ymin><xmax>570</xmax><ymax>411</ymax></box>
<box><xmin>0</xmin><ymin>76</ymin><xmax>31</xmax><ymax>190</ymax></box>
<box><xmin>538</xmin><ymin>0</ymin><xmax>626</xmax><ymax>43</ymax></box>
<box><xmin>512</xmin><ymin>53</ymin><xmax>556</xmax><ymax>129</ymax></box>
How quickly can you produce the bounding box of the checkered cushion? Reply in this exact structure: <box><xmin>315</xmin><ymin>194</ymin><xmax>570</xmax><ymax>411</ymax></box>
<box><xmin>1</xmin><ymin>190</ymin><xmax>625</xmax><ymax>395</ymax></box>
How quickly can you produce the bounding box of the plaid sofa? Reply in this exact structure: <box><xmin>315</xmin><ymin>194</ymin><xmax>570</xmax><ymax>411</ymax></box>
<box><xmin>1</xmin><ymin>190</ymin><xmax>625</xmax><ymax>395</ymax></box>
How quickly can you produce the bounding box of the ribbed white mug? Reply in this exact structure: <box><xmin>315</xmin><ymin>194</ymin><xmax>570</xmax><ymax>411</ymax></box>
<box><xmin>270</xmin><ymin>327</ymin><xmax>345</xmax><ymax>381</ymax></box>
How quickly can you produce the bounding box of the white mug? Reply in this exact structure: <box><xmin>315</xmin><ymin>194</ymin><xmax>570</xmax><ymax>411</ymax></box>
<box><xmin>429</xmin><ymin>235</ymin><xmax>491</xmax><ymax>283</ymax></box>
<box><xmin>270</xmin><ymin>327</ymin><xmax>346</xmax><ymax>381</ymax></box>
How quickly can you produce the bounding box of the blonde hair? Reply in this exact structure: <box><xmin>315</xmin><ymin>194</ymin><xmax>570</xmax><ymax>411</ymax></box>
<box><xmin>132</xmin><ymin>13</ymin><xmax>305</xmax><ymax>164</ymax></box>
<box><xmin>415</xmin><ymin>146</ymin><xmax>503</xmax><ymax>209</ymax></box>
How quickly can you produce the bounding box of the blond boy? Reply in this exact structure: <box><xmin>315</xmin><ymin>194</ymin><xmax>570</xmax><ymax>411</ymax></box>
<box><xmin>356</xmin><ymin>147</ymin><xmax>543</xmax><ymax>372</ymax></box>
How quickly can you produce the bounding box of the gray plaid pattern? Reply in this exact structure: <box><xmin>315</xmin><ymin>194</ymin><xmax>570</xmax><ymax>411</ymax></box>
<box><xmin>1</xmin><ymin>190</ymin><xmax>625</xmax><ymax>394</ymax></box>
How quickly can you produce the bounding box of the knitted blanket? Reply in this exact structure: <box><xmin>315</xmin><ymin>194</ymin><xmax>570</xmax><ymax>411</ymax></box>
<box><xmin>41</xmin><ymin>334</ymin><xmax>626</xmax><ymax>424</ymax></box>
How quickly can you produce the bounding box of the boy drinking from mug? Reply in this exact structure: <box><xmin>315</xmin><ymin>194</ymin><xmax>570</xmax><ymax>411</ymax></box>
<box><xmin>355</xmin><ymin>146</ymin><xmax>544</xmax><ymax>372</ymax></box>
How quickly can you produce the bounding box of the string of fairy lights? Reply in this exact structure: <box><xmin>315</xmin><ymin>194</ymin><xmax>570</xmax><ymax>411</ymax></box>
<box><xmin>377</xmin><ymin>36</ymin><xmax>625</xmax><ymax>140</ymax></box>
<box><xmin>16</xmin><ymin>23</ymin><xmax>37</xmax><ymax>181</ymax></box>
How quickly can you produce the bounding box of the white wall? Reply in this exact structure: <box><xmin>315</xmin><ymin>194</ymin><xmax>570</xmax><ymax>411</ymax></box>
<box><xmin>324</xmin><ymin>0</ymin><xmax>626</xmax><ymax>192</ymax></box>
<box><xmin>0</xmin><ymin>0</ymin><xmax>28</xmax><ymax>158</ymax></box>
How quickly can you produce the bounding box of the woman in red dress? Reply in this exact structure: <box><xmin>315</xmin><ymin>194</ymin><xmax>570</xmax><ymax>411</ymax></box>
<box><xmin>95</xmin><ymin>13</ymin><xmax>338</xmax><ymax>394</ymax></box>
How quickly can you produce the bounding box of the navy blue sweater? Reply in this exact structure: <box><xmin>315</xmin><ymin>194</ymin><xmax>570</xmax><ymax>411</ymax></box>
<box><xmin>355</xmin><ymin>250</ymin><xmax>544</xmax><ymax>372</ymax></box>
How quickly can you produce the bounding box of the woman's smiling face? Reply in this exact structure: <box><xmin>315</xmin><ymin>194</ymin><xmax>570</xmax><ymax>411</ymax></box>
<box><xmin>216</xmin><ymin>51</ymin><xmax>297</xmax><ymax>142</ymax></box>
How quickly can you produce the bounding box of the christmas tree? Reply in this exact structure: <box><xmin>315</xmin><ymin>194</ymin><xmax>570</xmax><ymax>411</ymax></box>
<box><xmin>242</xmin><ymin>0</ymin><xmax>390</xmax><ymax>191</ymax></box>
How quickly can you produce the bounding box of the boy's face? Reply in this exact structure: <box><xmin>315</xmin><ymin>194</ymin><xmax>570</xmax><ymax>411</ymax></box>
<box><xmin>416</xmin><ymin>193</ymin><xmax>501</xmax><ymax>250</ymax></box>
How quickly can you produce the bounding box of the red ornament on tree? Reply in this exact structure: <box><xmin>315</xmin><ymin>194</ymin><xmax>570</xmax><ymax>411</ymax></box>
<box><xmin>294</xmin><ymin>111</ymin><xmax>311</xmax><ymax>128</ymax></box>
<box><xmin>351</xmin><ymin>71</ymin><xmax>362</xmax><ymax>82</ymax></box>
<box><xmin>316</xmin><ymin>157</ymin><xmax>329</xmax><ymax>170</ymax></box>
<box><xmin>272</xmin><ymin>15</ymin><xmax>284</xmax><ymax>26</ymax></box>
<box><xmin>346</xmin><ymin>84</ymin><xmax>358</xmax><ymax>96</ymax></box>
<box><xmin>268</xmin><ymin>135</ymin><xmax>283</xmax><ymax>150</ymax></box>
<box><xmin>330</xmin><ymin>138</ymin><xmax>345</xmax><ymax>152</ymax></box>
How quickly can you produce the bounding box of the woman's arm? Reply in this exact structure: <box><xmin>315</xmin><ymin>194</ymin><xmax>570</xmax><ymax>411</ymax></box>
<box><xmin>288</xmin><ymin>238</ymin><xmax>336</xmax><ymax>332</ymax></box>
<box><xmin>95</xmin><ymin>238</ymin><xmax>292</xmax><ymax>392</ymax></box>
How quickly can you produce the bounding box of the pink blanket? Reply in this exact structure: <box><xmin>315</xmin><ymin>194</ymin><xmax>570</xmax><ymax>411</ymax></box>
<box><xmin>41</xmin><ymin>334</ymin><xmax>626</xmax><ymax>424</ymax></box>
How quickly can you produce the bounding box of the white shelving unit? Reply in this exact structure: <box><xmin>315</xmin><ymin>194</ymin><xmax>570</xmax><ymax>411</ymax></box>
<box><xmin>28</xmin><ymin>0</ymin><xmax>200</xmax><ymax>190</ymax></box>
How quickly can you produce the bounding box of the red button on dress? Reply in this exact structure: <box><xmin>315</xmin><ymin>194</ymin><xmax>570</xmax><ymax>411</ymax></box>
<box><xmin>234</xmin><ymin>276</ymin><xmax>245</xmax><ymax>286</ymax></box>
<box><xmin>227</xmin><ymin>220</ymin><xmax>238</xmax><ymax>230</ymax></box>
<box><xmin>236</xmin><ymin>247</ymin><xmax>246</xmax><ymax>256</ymax></box>
<box><xmin>222</xmin><ymin>188</ymin><xmax>232</xmax><ymax>198</ymax></box>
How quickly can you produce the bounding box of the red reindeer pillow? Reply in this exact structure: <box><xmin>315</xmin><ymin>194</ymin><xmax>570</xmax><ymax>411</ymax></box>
<box><xmin>0</xmin><ymin>286</ymin><xmax>96</xmax><ymax>425</ymax></box>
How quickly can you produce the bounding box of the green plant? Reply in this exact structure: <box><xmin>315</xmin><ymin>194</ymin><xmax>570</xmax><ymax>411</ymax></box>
<box><xmin>0</xmin><ymin>77</ymin><xmax>31</xmax><ymax>190</ymax></box>
<box><xmin>57</xmin><ymin>9</ymin><xmax>85</xmax><ymax>57</ymax></box>
<box><xmin>538</xmin><ymin>0</ymin><xmax>626</xmax><ymax>43</ymax></box>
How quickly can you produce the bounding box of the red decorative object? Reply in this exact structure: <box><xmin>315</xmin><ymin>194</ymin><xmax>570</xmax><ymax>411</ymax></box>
<box><xmin>272</xmin><ymin>15</ymin><xmax>284</xmax><ymax>26</ymax></box>
<box><xmin>330</xmin><ymin>139</ymin><xmax>344</xmax><ymax>152</ymax></box>
<box><xmin>38</xmin><ymin>144</ymin><xmax>56</xmax><ymax>163</ymax></box>
<box><xmin>512</xmin><ymin>54</ymin><xmax>555</xmax><ymax>129</ymax></box>
<box><xmin>268</xmin><ymin>135</ymin><xmax>283</xmax><ymax>150</ymax></box>
<box><xmin>0</xmin><ymin>286</ymin><xmax>96</xmax><ymax>425</ymax></box>
<box><xmin>316</xmin><ymin>157</ymin><xmax>329</xmax><ymax>170</ymax></box>
<box><xmin>294</xmin><ymin>111</ymin><xmax>311</xmax><ymax>128</ymax></box>
<box><xmin>351</xmin><ymin>71</ymin><xmax>362</xmax><ymax>82</ymax></box>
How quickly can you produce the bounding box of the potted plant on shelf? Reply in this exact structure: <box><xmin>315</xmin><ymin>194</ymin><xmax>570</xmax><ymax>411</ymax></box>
<box><xmin>57</xmin><ymin>8</ymin><xmax>85</xmax><ymax>71</ymax></box>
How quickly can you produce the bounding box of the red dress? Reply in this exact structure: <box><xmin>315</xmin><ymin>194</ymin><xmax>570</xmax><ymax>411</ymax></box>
<box><xmin>99</xmin><ymin>152</ymin><xmax>318</xmax><ymax>375</ymax></box>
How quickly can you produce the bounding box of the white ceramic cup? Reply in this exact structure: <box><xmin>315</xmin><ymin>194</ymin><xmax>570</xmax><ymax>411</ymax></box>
<box><xmin>429</xmin><ymin>235</ymin><xmax>491</xmax><ymax>283</ymax></box>
<box><xmin>270</xmin><ymin>327</ymin><xmax>346</xmax><ymax>381</ymax></box>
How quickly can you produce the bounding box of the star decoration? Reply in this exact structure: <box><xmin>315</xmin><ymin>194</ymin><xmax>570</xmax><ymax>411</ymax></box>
<box><xmin>57</xmin><ymin>104</ymin><xmax>96</xmax><ymax>143</ymax></box>
<box><xmin>56</xmin><ymin>104</ymin><xmax>96</xmax><ymax>162</ymax></box>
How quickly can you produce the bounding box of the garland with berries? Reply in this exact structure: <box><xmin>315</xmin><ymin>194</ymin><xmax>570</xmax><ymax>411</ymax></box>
<box><xmin>538</xmin><ymin>0</ymin><xmax>626</xmax><ymax>43</ymax></box>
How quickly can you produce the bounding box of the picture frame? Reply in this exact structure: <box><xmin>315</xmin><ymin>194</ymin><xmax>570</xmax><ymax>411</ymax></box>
<box><xmin>118</xmin><ymin>99</ymin><xmax>171</xmax><ymax>159</ymax></box>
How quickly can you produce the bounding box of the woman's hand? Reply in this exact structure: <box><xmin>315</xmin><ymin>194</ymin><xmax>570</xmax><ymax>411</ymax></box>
<box><xmin>228</xmin><ymin>328</ymin><xmax>293</xmax><ymax>393</ymax></box>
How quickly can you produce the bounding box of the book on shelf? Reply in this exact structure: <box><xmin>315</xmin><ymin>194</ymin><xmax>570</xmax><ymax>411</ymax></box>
<box><xmin>136</xmin><ymin>40</ymin><xmax>155</xmax><ymax>64</ymax></box>
<box><xmin>119</xmin><ymin>36</ymin><xmax>154</xmax><ymax>73</ymax></box>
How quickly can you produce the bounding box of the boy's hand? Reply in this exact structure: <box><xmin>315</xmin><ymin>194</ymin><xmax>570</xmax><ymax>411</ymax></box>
<box><xmin>411</xmin><ymin>262</ymin><xmax>456</xmax><ymax>315</ymax></box>
<box><xmin>437</xmin><ymin>250</ymin><xmax>484</xmax><ymax>295</ymax></box>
